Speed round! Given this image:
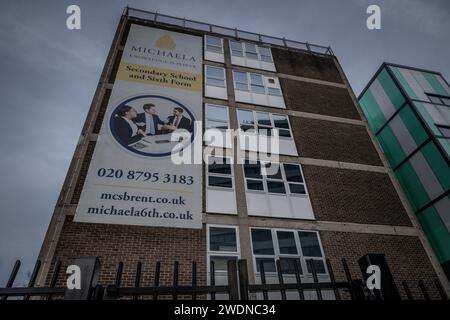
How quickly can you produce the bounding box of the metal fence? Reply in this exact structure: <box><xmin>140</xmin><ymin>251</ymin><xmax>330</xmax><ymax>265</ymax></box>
<box><xmin>1</xmin><ymin>257</ymin><xmax>448</xmax><ymax>301</ymax></box>
<box><xmin>124</xmin><ymin>7</ymin><xmax>334</xmax><ymax>56</ymax></box>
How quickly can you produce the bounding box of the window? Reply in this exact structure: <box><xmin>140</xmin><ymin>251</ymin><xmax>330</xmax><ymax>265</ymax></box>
<box><xmin>233</xmin><ymin>71</ymin><xmax>248</xmax><ymax>91</ymax></box>
<box><xmin>206</xmin><ymin>104</ymin><xmax>229</xmax><ymax>130</ymax></box>
<box><xmin>206</xmin><ymin>65</ymin><xmax>226</xmax><ymax>87</ymax></box>
<box><xmin>251</xmin><ymin>228</ymin><xmax>327</xmax><ymax>276</ymax></box>
<box><xmin>427</xmin><ymin>93</ymin><xmax>450</xmax><ymax>106</ymax></box>
<box><xmin>237</xmin><ymin>109</ymin><xmax>254</xmax><ymax>131</ymax></box>
<box><xmin>298</xmin><ymin>232</ymin><xmax>326</xmax><ymax>274</ymax></box>
<box><xmin>237</xmin><ymin>109</ymin><xmax>293</xmax><ymax>138</ymax></box>
<box><xmin>230</xmin><ymin>40</ymin><xmax>244</xmax><ymax>57</ymax></box>
<box><xmin>208</xmin><ymin>225</ymin><xmax>240</xmax><ymax>272</ymax></box>
<box><xmin>250</xmin><ymin>73</ymin><xmax>265</xmax><ymax>94</ymax></box>
<box><xmin>205</xmin><ymin>36</ymin><xmax>223</xmax><ymax>53</ymax></box>
<box><xmin>272</xmin><ymin>114</ymin><xmax>291</xmax><ymax>137</ymax></box>
<box><xmin>436</xmin><ymin>124</ymin><xmax>450</xmax><ymax>138</ymax></box>
<box><xmin>229</xmin><ymin>41</ymin><xmax>273</xmax><ymax>62</ymax></box>
<box><xmin>245</xmin><ymin>43</ymin><xmax>258</xmax><ymax>60</ymax></box>
<box><xmin>210</xmin><ymin>226</ymin><xmax>237</xmax><ymax>251</ymax></box>
<box><xmin>283</xmin><ymin>164</ymin><xmax>306</xmax><ymax>194</ymax></box>
<box><xmin>265</xmin><ymin>163</ymin><xmax>286</xmax><ymax>194</ymax></box>
<box><xmin>207</xmin><ymin>156</ymin><xmax>233</xmax><ymax>189</ymax></box>
<box><xmin>233</xmin><ymin>71</ymin><xmax>282</xmax><ymax>97</ymax></box>
<box><xmin>243</xmin><ymin>161</ymin><xmax>307</xmax><ymax>196</ymax></box>
<box><xmin>259</xmin><ymin>46</ymin><xmax>273</xmax><ymax>62</ymax></box>
<box><xmin>267</xmin><ymin>86</ymin><xmax>282</xmax><ymax>96</ymax></box>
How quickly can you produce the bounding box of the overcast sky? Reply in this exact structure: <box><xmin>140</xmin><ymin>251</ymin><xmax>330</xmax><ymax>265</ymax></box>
<box><xmin>0</xmin><ymin>0</ymin><xmax>449</xmax><ymax>285</ymax></box>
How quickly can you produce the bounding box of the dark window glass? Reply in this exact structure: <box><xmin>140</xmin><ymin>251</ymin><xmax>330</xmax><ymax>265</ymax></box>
<box><xmin>208</xmin><ymin>176</ymin><xmax>232</xmax><ymax>188</ymax></box>
<box><xmin>298</xmin><ymin>232</ymin><xmax>322</xmax><ymax>257</ymax></box>
<box><xmin>273</xmin><ymin>115</ymin><xmax>289</xmax><ymax>129</ymax></box>
<box><xmin>208</xmin><ymin>158</ymin><xmax>231</xmax><ymax>175</ymax></box>
<box><xmin>280</xmin><ymin>258</ymin><xmax>302</xmax><ymax>274</ymax></box>
<box><xmin>246</xmin><ymin>179</ymin><xmax>264</xmax><ymax>191</ymax></box>
<box><xmin>256</xmin><ymin>112</ymin><xmax>271</xmax><ymax>126</ymax></box>
<box><xmin>251</xmin><ymin>229</ymin><xmax>274</xmax><ymax>255</ymax></box>
<box><xmin>265</xmin><ymin>163</ymin><xmax>282</xmax><ymax>180</ymax></box>
<box><xmin>277</xmin><ymin>231</ymin><xmax>297</xmax><ymax>254</ymax></box>
<box><xmin>289</xmin><ymin>183</ymin><xmax>306</xmax><ymax>194</ymax></box>
<box><xmin>209</xmin><ymin>227</ymin><xmax>237</xmax><ymax>252</ymax></box>
<box><xmin>240</xmin><ymin>124</ymin><xmax>254</xmax><ymax>131</ymax></box>
<box><xmin>278</xmin><ymin>129</ymin><xmax>291</xmax><ymax>138</ymax></box>
<box><xmin>267</xmin><ymin>180</ymin><xmax>286</xmax><ymax>194</ymax></box>
<box><xmin>283</xmin><ymin>164</ymin><xmax>303</xmax><ymax>183</ymax></box>
<box><xmin>255</xmin><ymin>258</ymin><xmax>276</xmax><ymax>273</ymax></box>
<box><xmin>306</xmin><ymin>259</ymin><xmax>326</xmax><ymax>274</ymax></box>
<box><xmin>244</xmin><ymin>161</ymin><xmax>262</xmax><ymax>179</ymax></box>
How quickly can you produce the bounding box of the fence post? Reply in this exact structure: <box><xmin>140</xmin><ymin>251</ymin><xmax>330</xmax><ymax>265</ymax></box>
<box><xmin>1</xmin><ymin>260</ymin><xmax>20</xmax><ymax>300</ymax></box>
<box><xmin>227</xmin><ymin>260</ymin><xmax>239</xmax><ymax>300</ymax></box>
<box><xmin>64</xmin><ymin>257</ymin><xmax>101</xmax><ymax>300</ymax></box>
<box><xmin>238</xmin><ymin>259</ymin><xmax>249</xmax><ymax>300</ymax></box>
<box><xmin>358</xmin><ymin>254</ymin><xmax>400</xmax><ymax>300</ymax></box>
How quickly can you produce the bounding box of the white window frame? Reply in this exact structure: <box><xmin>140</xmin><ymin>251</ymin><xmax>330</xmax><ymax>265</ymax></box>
<box><xmin>229</xmin><ymin>40</ymin><xmax>273</xmax><ymax>63</ymax></box>
<box><xmin>207</xmin><ymin>224</ymin><xmax>241</xmax><ymax>274</ymax></box>
<box><xmin>205</xmin><ymin>35</ymin><xmax>223</xmax><ymax>54</ymax></box>
<box><xmin>206</xmin><ymin>104</ymin><xmax>230</xmax><ymax>131</ymax></box>
<box><xmin>232</xmin><ymin>71</ymin><xmax>281</xmax><ymax>96</ymax></box>
<box><xmin>205</xmin><ymin>65</ymin><xmax>226</xmax><ymax>88</ymax></box>
<box><xmin>249</xmin><ymin>227</ymin><xmax>327</xmax><ymax>277</ymax></box>
<box><xmin>237</xmin><ymin>109</ymin><xmax>293</xmax><ymax>139</ymax></box>
<box><xmin>207</xmin><ymin>155</ymin><xmax>234</xmax><ymax>190</ymax></box>
<box><xmin>242</xmin><ymin>161</ymin><xmax>308</xmax><ymax>197</ymax></box>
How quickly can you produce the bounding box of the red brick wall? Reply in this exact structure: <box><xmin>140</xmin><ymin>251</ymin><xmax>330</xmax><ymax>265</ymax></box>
<box><xmin>281</xmin><ymin>78</ymin><xmax>360</xmax><ymax>120</ymax></box>
<box><xmin>46</xmin><ymin>216</ymin><xmax>206</xmax><ymax>290</ymax></box>
<box><xmin>272</xmin><ymin>48</ymin><xmax>344</xmax><ymax>84</ymax></box>
<box><xmin>321</xmin><ymin>231</ymin><xmax>441</xmax><ymax>299</ymax></box>
<box><xmin>291</xmin><ymin>117</ymin><xmax>383</xmax><ymax>166</ymax></box>
<box><xmin>303</xmin><ymin>165</ymin><xmax>412</xmax><ymax>226</ymax></box>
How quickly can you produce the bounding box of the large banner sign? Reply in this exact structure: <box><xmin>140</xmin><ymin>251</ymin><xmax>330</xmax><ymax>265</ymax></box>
<box><xmin>74</xmin><ymin>25</ymin><xmax>203</xmax><ymax>228</ymax></box>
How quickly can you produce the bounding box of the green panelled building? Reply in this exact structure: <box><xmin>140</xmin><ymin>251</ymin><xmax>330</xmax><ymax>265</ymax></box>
<box><xmin>359</xmin><ymin>63</ymin><xmax>450</xmax><ymax>280</ymax></box>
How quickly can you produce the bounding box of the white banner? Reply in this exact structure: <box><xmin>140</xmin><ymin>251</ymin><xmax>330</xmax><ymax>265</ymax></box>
<box><xmin>74</xmin><ymin>24</ymin><xmax>203</xmax><ymax>228</ymax></box>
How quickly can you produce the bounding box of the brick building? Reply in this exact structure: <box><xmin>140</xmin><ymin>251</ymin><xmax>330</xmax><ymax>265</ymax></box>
<box><xmin>36</xmin><ymin>8</ymin><xmax>449</xmax><ymax>299</ymax></box>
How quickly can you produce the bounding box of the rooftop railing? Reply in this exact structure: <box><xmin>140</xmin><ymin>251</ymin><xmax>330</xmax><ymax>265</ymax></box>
<box><xmin>124</xmin><ymin>7</ymin><xmax>334</xmax><ymax>56</ymax></box>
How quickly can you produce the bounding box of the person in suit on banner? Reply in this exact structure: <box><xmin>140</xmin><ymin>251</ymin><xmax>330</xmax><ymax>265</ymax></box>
<box><xmin>114</xmin><ymin>105</ymin><xmax>146</xmax><ymax>146</ymax></box>
<box><xmin>166</xmin><ymin>107</ymin><xmax>192</xmax><ymax>132</ymax></box>
<box><xmin>136</xmin><ymin>103</ymin><xmax>165</xmax><ymax>136</ymax></box>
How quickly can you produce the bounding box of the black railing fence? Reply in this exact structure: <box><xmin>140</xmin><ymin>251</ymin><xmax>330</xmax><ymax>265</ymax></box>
<box><xmin>123</xmin><ymin>7</ymin><xmax>334</xmax><ymax>56</ymax></box>
<box><xmin>0</xmin><ymin>256</ymin><xmax>448</xmax><ymax>301</ymax></box>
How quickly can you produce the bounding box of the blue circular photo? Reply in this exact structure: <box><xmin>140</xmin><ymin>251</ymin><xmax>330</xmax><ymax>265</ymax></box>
<box><xmin>109</xmin><ymin>95</ymin><xmax>196</xmax><ymax>157</ymax></box>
